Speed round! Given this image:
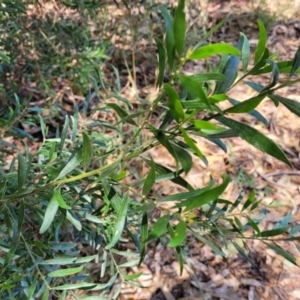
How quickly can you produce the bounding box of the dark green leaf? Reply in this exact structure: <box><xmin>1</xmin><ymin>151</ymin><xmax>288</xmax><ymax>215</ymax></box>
<box><xmin>232</xmin><ymin>241</ymin><xmax>256</xmax><ymax>266</ymax></box>
<box><xmin>184</xmin><ymin>176</ymin><xmax>230</xmax><ymax>212</ymax></box>
<box><xmin>154</xmin><ymin>37</ymin><xmax>166</xmax><ymax>87</ymax></box>
<box><xmin>228</xmin><ymin>98</ymin><xmax>268</xmax><ymax>126</ymax></box>
<box><xmin>289</xmin><ymin>46</ymin><xmax>300</xmax><ymax>77</ymax></box>
<box><xmin>159</xmin><ymin>5</ymin><xmax>175</xmax><ymax>70</ymax></box>
<box><xmin>215</xmin><ymin>56</ymin><xmax>239</xmax><ymax>93</ymax></box>
<box><xmin>217</xmin><ymin>116</ymin><xmax>291</xmax><ymax>167</ymax></box>
<box><xmin>246</xmin><ymin>216</ymin><xmax>261</xmax><ymax>235</ymax></box>
<box><xmin>241</xmin><ymin>190</ymin><xmax>256</xmax><ymax>211</ymax></box>
<box><xmin>260</xmin><ymin>60</ymin><xmax>279</xmax><ymax>93</ymax></box>
<box><xmin>270</xmin><ymin>94</ymin><xmax>300</xmax><ymax>118</ymax></box>
<box><xmin>254</xmin><ymin>20</ymin><xmax>267</xmax><ymax>64</ymax></box>
<box><xmin>173</xmin><ymin>0</ymin><xmax>186</xmax><ymax>57</ymax></box>
<box><xmin>172</xmin><ymin>143</ymin><xmax>192</xmax><ymax>174</ymax></box>
<box><xmin>188</xmin><ymin>43</ymin><xmax>240</xmax><ymax>60</ymax></box>
<box><xmin>106</xmin><ymin>103</ymin><xmax>137</xmax><ymax>126</ymax></box>
<box><xmin>225</xmin><ymin>95</ymin><xmax>265</xmax><ymax>114</ymax></box>
<box><xmin>143</xmin><ymin>158</ymin><xmax>156</xmax><ymax>195</ymax></box>
<box><xmin>255</xmin><ymin>227</ymin><xmax>288</xmax><ymax>238</ymax></box>
<box><xmin>178</xmin><ymin>75</ymin><xmax>211</xmax><ymax>110</ymax></box>
<box><xmin>18</xmin><ymin>200</ymin><xmax>25</xmax><ymax>231</ymax></box>
<box><xmin>82</xmin><ymin>132</ymin><xmax>93</xmax><ymax>171</ymax></box>
<box><xmin>164</xmin><ymin>84</ymin><xmax>184</xmax><ymax>122</ymax></box>
<box><xmin>168</xmin><ymin>221</ymin><xmax>187</xmax><ymax>247</ymax></box>
<box><xmin>17</xmin><ymin>153</ymin><xmax>26</xmax><ymax>190</ymax></box>
<box><xmin>264</xmin><ymin>242</ymin><xmax>297</xmax><ymax>266</ymax></box>
<box><xmin>237</xmin><ymin>32</ymin><xmax>250</xmax><ymax>72</ymax></box>
<box><xmin>147</xmin><ymin>215</ymin><xmax>170</xmax><ymax>241</ymax></box>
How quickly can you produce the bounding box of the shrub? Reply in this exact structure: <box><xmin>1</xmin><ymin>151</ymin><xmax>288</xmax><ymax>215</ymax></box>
<box><xmin>1</xmin><ymin>0</ymin><xmax>300</xmax><ymax>299</ymax></box>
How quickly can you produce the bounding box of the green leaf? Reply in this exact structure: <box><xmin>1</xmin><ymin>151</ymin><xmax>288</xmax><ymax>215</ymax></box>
<box><xmin>143</xmin><ymin>158</ymin><xmax>156</xmax><ymax>195</ymax></box>
<box><xmin>60</xmin><ymin>116</ymin><xmax>69</xmax><ymax>152</ymax></box>
<box><xmin>172</xmin><ymin>143</ymin><xmax>192</xmax><ymax>174</ymax></box>
<box><xmin>164</xmin><ymin>84</ymin><xmax>184</xmax><ymax>122</ymax></box>
<box><xmin>0</xmin><ymin>50</ymin><xmax>10</xmax><ymax>63</ymax></box>
<box><xmin>106</xmin><ymin>103</ymin><xmax>137</xmax><ymax>126</ymax></box>
<box><xmin>225</xmin><ymin>95</ymin><xmax>265</xmax><ymax>114</ymax></box>
<box><xmin>53</xmin><ymin>283</ymin><xmax>97</xmax><ymax>290</ymax></box>
<box><xmin>264</xmin><ymin>242</ymin><xmax>297</xmax><ymax>266</ymax></box>
<box><xmin>178</xmin><ymin>75</ymin><xmax>211</xmax><ymax>110</ymax></box>
<box><xmin>184</xmin><ymin>176</ymin><xmax>230</xmax><ymax>212</ymax></box>
<box><xmin>149</xmin><ymin>126</ymin><xmax>179</xmax><ymax>170</ymax></box>
<box><xmin>290</xmin><ymin>46</ymin><xmax>300</xmax><ymax>77</ymax></box>
<box><xmin>159</xmin><ymin>5</ymin><xmax>175</xmax><ymax>71</ymax></box>
<box><xmin>143</xmin><ymin>158</ymin><xmax>193</xmax><ymax>191</ymax></box>
<box><xmin>54</xmin><ymin>190</ymin><xmax>71</xmax><ymax>209</ymax></box>
<box><xmin>246</xmin><ymin>216</ymin><xmax>261</xmax><ymax>235</ymax></box>
<box><xmin>188</xmin><ymin>43</ymin><xmax>240</xmax><ymax>60</ymax></box>
<box><xmin>254</xmin><ymin>20</ymin><xmax>267</xmax><ymax>64</ymax></box>
<box><xmin>39</xmin><ymin>195</ymin><xmax>59</xmax><ymax>234</ymax></box>
<box><xmin>217</xmin><ymin>116</ymin><xmax>292</xmax><ymax>167</ymax></box>
<box><xmin>270</xmin><ymin>94</ymin><xmax>300</xmax><ymax>118</ymax></box>
<box><xmin>215</xmin><ymin>55</ymin><xmax>239</xmax><ymax>93</ymax></box>
<box><xmin>181</xmin><ymin>128</ymin><xmax>204</xmax><ymax>159</ymax></box>
<box><xmin>55</xmin><ymin>150</ymin><xmax>82</xmax><ymax>180</ymax></box>
<box><xmin>228</xmin><ymin>98</ymin><xmax>268</xmax><ymax>126</ymax></box>
<box><xmin>18</xmin><ymin>200</ymin><xmax>25</xmax><ymax>231</ymax></box>
<box><xmin>260</xmin><ymin>60</ymin><xmax>279</xmax><ymax>93</ymax></box>
<box><xmin>105</xmin><ymin>194</ymin><xmax>130</xmax><ymax>249</ymax></box>
<box><xmin>139</xmin><ymin>212</ymin><xmax>148</xmax><ymax>265</ymax></box>
<box><xmin>40</xmin><ymin>256</ymin><xmax>77</xmax><ymax>265</ymax></box>
<box><xmin>82</xmin><ymin>132</ymin><xmax>93</xmax><ymax>171</ymax></box>
<box><xmin>154</xmin><ymin>37</ymin><xmax>166</xmax><ymax>87</ymax></box>
<box><xmin>232</xmin><ymin>241</ymin><xmax>256</xmax><ymax>266</ymax></box>
<box><xmin>48</xmin><ymin>265</ymin><xmax>83</xmax><ymax>277</ymax></box>
<box><xmin>256</xmin><ymin>227</ymin><xmax>288</xmax><ymax>238</ymax></box>
<box><xmin>237</xmin><ymin>32</ymin><xmax>250</xmax><ymax>73</ymax></box>
<box><xmin>193</xmin><ymin>120</ymin><xmax>227</xmax><ymax>135</ymax></box>
<box><xmin>66</xmin><ymin>211</ymin><xmax>82</xmax><ymax>231</ymax></box>
<box><xmin>173</xmin><ymin>0</ymin><xmax>186</xmax><ymax>57</ymax></box>
<box><xmin>147</xmin><ymin>215</ymin><xmax>170</xmax><ymax>241</ymax></box>
<box><xmin>273</xmin><ymin>212</ymin><xmax>292</xmax><ymax>230</ymax></box>
<box><xmin>168</xmin><ymin>221</ymin><xmax>187</xmax><ymax>247</ymax></box>
<box><xmin>190</xmin><ymin>73</ymin><xmax>226</xmax><ymax>82</ymax></box>
<box><xmin>17</xmin><ymin>153</ymin><xmax>26</xmax><ymax>190</ymax></box>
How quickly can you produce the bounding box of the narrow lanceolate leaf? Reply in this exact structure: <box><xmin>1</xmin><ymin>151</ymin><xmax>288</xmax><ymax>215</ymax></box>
<box><xmin>225</xmin><ymin>95</ymin><xmax>265</xmax><ymax>114</ymax></box>
<box><xmin>254</xmin><ymin>20</ymin><xmax>267</xmax><ymax>65</ymax></box>
<box><xmin>82</xmin><ymin>132</ymin><xmax>93</xmax><ymax>171</ymax></box>
<box><xmin>18</xmin><ymin>200</ymin><xmax>25</xmax><ymax>231</ymax></box>
<box><xmin>264</xmin><ymin>242</ymin><xmax>297</xmax><ymax>266</ymax></box>
<box><xmin>39</xmin><ymin>195</ymin><xmax>59</xmax><ymax>234</ymax></box>
<box><xmin>48</xmin><ymin>265</ymin><xmax>83</xmax><ymax>277</ymax></box>
<box><xmin>147</xmin><ymin>214</ymin><xmax>170</xmax><ymax>241</ymax></box>
<box><xmin>106</xmin><ymin>103</ymin><xmax>137</xmax><ymax>126</ymax></box>
<box><xmin>290</xmin><ymin>46</ymin><xmax>300</xmax><ymax>77</ymax></box>
<box><xmin>215</xmin><ymin>55</ymin><xmax>239</xmax><ymax>93</ymax></box>
<box><xmin>39</xmin><ymin>256</ymin><xmax>77</xmax><ymax>265</ymax></box>
<box><xmin>190</xmin><ymin>73</ymin><xmax>226</xmax><ymax>82</ymax></box>
<box><xmin>217</xmin><ymin>116</ymin><xmax>292</xmax><ymax>167</ymax></box>
<box><xmin>188</xmin><ymin>43</ymin><xmax>240</xmax><ymax>60</ymax></box>
<box><xmin>184</xmin><ymin>176</ymin><xmax>230</xmax><ymax>212</ymax></box>
<box><xmin>168</xmin><ymin>221</ymin><xmax>187</xmax><ymax>247</ymax></box>
<box><xmin>154</xmin><ymin>37</ymin><xmax>166</xmax><ymax>88</ymax></box>
<box><xmin>237</xmin><ymin>32</ymin><xmax>250</xmax><ymax>73</ymax></box>
<box><xmin>260</xmin><ymin>60</ymin><xmax>279</xmax><ymax>93</ymax></box>
<box><xmin>172</xmin><ymin>143</ymin><xmax>192</xmax><ymax>174</ymax></box>
<box><xmin>270</xmin><ymin>94</ymin><xmax>300</xmax><ymax>117</ymax></box>
<box><xmin>181</xmin><ymin>128</ymin><xmax>204</xmax><ymax>159</ymax></box>
<box><xmin>228</xmin><ymin>98</ymin><xmax>268</xmax><ymax>126</ymax></box>
<box><xmin>164</xmin><ymin>84</ymin><xmax>184</xmax><ymax>122</ymax></box>
<box><xmin>60</xmin><ymin>115</ymin><xmax>69</xmax><ymax>152</ymax></box>
<box><xmin>178</xmin><ymin>75</ymin><xmax>210</xmax><ymax>109</ymax></box>
<box><xmin>173</xmin><ymin>0</ymin><xmax>186</xmax><ymax>57</ymax></box>
<box><xmin>142</xmin><ymin>158</ymin><xmax>156</xmax><ymax>195</ymax></box>
<box><xmin>159</xmin><ymin>5</ymin><xmax>175</xmax><ymax>71</ymax></box>
<box><xmin>66</xmin><ymin>211</ymin><xmax>82</xmax><ymax>231</ymax></box>
<box><xmin>105</xmin><ymin>194</ymin><xmax>130</xmax><ymax>249</ymax></box>
<box><xmin>139</xmin><ymin>213</ymin><xmax>148</xmax><ymax>262</ymax></box>
<box><xmin>54</xmin><ymin>189</ymin><xmax>71</xmax><ymax>209</ymax></box>
<box><xmin>18</xmin><ymin>153</ymin><xmax>26</xmax><ymax>190</ymax></box>
<box><xmin>55</xmin><ymin>150</ymin><xmax>82</xmax><ymax>180</ymax></box>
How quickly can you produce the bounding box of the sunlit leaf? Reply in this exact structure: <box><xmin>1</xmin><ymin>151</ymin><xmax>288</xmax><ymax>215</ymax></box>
<box><xmin>55</xmin><ymin>150</ymin><xmax>82</xmax><ymax>180</ymax></box>
<box><xmin>147</xmin><ymin>215</ymin><xmax>169</xmax><ymax>241</ymax></box>
<box><xmin>168</xmin><ymin>221</ymin><xmax>187</xmax><ymax>247</ymax></box>
<box><xmin>39</xmin><ymin>195</ymin><xmax>59</xmax><ymax>234</ymax></box>
<box><xmin>254</xmin><ymin>20</ymin><xmax>267</xmax><ymax>64</ymax></box>
<box><xmin>48</xmin><ymin>265</ymin><xmax>83</xmax><ymax>277</ymax></box>
<box><xmin>173</xmin><ymin>0</ymin><xmax>186</xmax><ymax>57</ymax></box>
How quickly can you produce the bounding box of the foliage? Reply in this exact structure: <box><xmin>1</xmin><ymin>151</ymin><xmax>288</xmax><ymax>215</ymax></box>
<box><xmin>1</xmin><ymin>0</ymin><xmax>300</xmax><ymax>299</ymax></box>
